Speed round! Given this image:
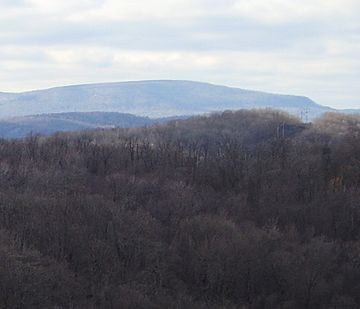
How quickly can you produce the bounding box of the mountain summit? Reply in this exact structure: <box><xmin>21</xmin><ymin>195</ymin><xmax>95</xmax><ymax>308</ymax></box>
<box><xmin>0</xmin><ymin>80</ymin><xmax>331</xmax><ymax>119</ymax></box>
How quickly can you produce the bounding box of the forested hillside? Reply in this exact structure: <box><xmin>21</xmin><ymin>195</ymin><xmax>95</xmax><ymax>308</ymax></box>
<box><xmin>0</xmin><ymin>112</ymin><xmax>182</xmax><ymax>139</ymax></box>
<box><xmin>0</xmin><ymin>109</ymin><xmax>360</xmax><ymax>308</ymax></box>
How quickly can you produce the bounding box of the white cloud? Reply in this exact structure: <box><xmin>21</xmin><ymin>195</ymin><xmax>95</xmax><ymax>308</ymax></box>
<box><xmin>233</xmin><ymin>0</ymin><xmax>360</xmax><ymax>23</ymax></box>
<box><xmin>21</xmin><ymin>0</ymin><xmax>360</xmax><ymax>23</ymax></box>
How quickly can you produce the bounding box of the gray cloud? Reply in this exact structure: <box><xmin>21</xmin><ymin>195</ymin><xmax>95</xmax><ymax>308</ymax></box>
<box><xmin>0</xmin><ymin>0</ymin><xmax>359</xmax><ymax>108</ymax></box>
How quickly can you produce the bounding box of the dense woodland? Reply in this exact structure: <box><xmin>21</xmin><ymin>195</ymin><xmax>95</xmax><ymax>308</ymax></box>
<box><xmin>0</xmin><ymin>109</ymin><xmax>360</xmax><ymax>308</ymax></box>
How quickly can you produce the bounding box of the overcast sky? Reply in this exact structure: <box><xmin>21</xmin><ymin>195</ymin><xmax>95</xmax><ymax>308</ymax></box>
<box><xmin>0</xmin><ymin>0</ymin><xmax>359</xmax><ymax>108</ymax></box>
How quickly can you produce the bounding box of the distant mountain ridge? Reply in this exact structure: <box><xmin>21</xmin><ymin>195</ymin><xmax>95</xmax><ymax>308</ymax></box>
<box><xmin>0</xmin><ymin>80</ymin><xmax>334</xmax><ymax>119</ymax></box>
<box><xmin>0</xmin><ymin>112</ymin><xmax>181</xmax><ymax>139</ymax></box>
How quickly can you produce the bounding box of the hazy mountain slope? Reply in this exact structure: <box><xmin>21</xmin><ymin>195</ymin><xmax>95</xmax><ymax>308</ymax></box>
<box><xmin>341</xmin><ymin>109</ymin><xmax>360</xmax><ymax>115</ymax></box>
<box><xmin>0</xmin><ymin>80</ymin><xmax>332</xmax><ymax>119</ymax></box>
<box><xmin>0</xmin><ymin>112</ymin><xmax>170</xmax><ymax>139</ymax></box>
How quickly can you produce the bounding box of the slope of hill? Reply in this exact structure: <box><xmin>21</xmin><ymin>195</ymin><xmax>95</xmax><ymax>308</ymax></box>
<box><xmin>0</xmin><ymin>80</ymin><xmax>332</xmax><ymax>119</ymax></box>
<box><xmin>0</xmin><ymin>112</ymin><xmax>177</xmax><ymax>139</ymax></box>
<box><xmin>1</xmin><ymin>110</ymin><xmax>360</xmax><ymax>308</ymax></box>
